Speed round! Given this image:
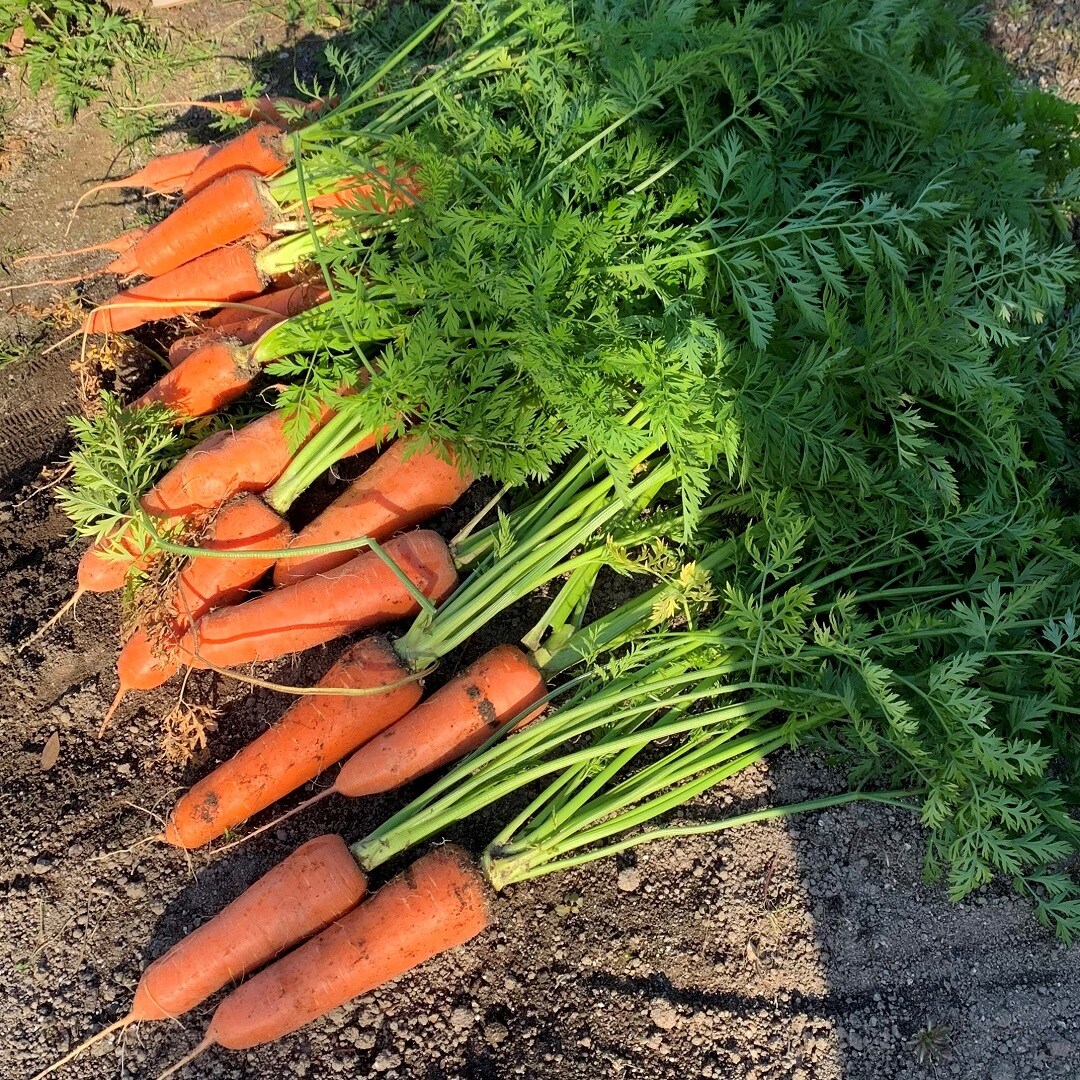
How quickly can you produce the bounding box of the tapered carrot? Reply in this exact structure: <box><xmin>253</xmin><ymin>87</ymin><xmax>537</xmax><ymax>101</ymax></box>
<box><xmin>68</xmin><ymin>146</ymin><xmax>212</xmax><ymax>216</ymax></box>
<box><xmin>133</xmin><ymin>338</ymin><xmax>260</xmax><ymax>418</ymax></box>
<box><xmin>163</xmin><ymin>636</ymin><xmax>424</xmax><ymax>849</ymax></box>
<box><xmin>174</xmin><ymin>529</ymin><xmax>459</xmax><ymax>669</ymax></box>
<box><xmin>228</xmin><ymin>645</ymin><xmax>547</xmax><ymax>846</ymax></box>
<box><xmin>183</xmin><ymin>123</ymin><xmax>290</xmax><ymax>198</ymax></box>
<box><xmin>129</xmin><ymin>95</ymin><xmax>333</xmax><ymax>127</ymax></box>
<box><xmin>28</xmin><ymin>834</ymin><xmax>365</xmax><ymax>1080</ymax></box>
<box><xmin>107</xmin><ymin>495</ymin><xmax>291</xmax><ymax>723</ymax></box>
<box><xmin>85</xmin><ymin>244</ymin><xmax>267</xmax><ymax>335</ymax></box>
<box><xmin>130</xmin><ymin>170</ymin><xmax>278</xmax><ymax>279</ymax></box>
<box><xmin>157</xmin><ymin>845</ymin><xmax>489</xmax><ymax>1074</ymax></box>
<box><xmin>205</xmin><ymin>281</ymin><xmax>330</xmax><ymax>331</ymax></box>
<box><xmin>273</xmin><ymin>438</ymin><xmax>473</xmax><ymax>587</ymax></box>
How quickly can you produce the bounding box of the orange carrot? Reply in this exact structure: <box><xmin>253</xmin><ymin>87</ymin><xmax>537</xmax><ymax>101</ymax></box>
<box><xmin>109</xmin><ymin>495</ymin><xmax>290</xmax><ymax>716</ymax></box>
<box><xmin>308</xmin><ymin>170</ymin><xmax>420</xmax><ymax>213</ymax></box>
<box><xmin>274</xmin><ymin>437</ymin><xmax>473</xmax><ymax>588</ymax></box>
<box><xmin>163</xmin><ymin>636</ymin><xmax>423</xmax><ymax>849</ymax></box>
<box><xmin>28</xmin><ymin>834</ymin><xmax>365</xmax><ymax>1080</ymax></box>
<box><xmin>133</xmin><ymin>338</ymin><xmax>260</xmax><ymax>418</ymax></box>
<box><xmin>206</xmin><ymin>281</ymin><xmax>330</xmax><ymax>331</ymax></box>
<box><xmin>174</xmin><ymin>529</ymin><xmax>458</xmax><ymax>669</ymax></box>
<box><xmin>336</xmin><ymin>645</ymin><xmax>546</xmax><ymax>796</ymax></box>
<box><xmin>69</xmin><ymin>147</ymin><xmax>212</xmax><ymax>216</ymax></box>
<box><xmin>159</xmin><ymin>845</ymin><xmax>489</xmax><ymax>1071</ymax></box>
<box><xmin>130</xmin><ymin>170</ymin><xmax>277</xmax><ymax>279</ymax></box>
<box><xmin>199</xmin><ymin>95</ymin><xmax>333</xmax><ymax>127</ymax></box>
<box><xmin>85</xmin><ymin>244</ymin><xmax>267</xmax><ymax>335</ymax></box>
<box><xmin>229</xmin><ymin>646</ymin><xmax>547</xmax><ymax>846</ymax></box>
<box><xmin>183</xmin><ymin>123</ymin><xmax>289</xmax><ymax>198</ymax></box>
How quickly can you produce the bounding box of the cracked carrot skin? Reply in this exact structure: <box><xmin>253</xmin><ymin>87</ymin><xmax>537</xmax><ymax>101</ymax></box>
<box><xmin>200</xmin><ymin>845</ymin><xmax>490</xmax><ymax>1049</ymax></box>
<box><xmin>162</xmin><ymin>636</ymin><xmax>424</xmax><ymax>849</ymax></box>
<box><xmin>174</xmin><ymin>529</ymin><xmax>459</xmax><ymax>669</ymax></box>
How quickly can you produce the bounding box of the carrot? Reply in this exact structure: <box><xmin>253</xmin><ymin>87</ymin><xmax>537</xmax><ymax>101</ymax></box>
<box><xmin>133</xmin><ymin>338</ymin><xmax>260</xmax><ymax>418</ymax></box>
<box><xmin>336</xmin><ymin>645</ymin><xmax>546</xmax><ymax>795</ymax></box>
<box><xmin>107</xmin><ymin>495</ymin><xmax>290</xmax><ymax>723</ymax></box>
<box><xmin>307</xmin><ymin>171</ymin><xmax>421</xmax><ymax>213</ymax></box>
<box><xmin>174</xmin><ymin>529</ymin><xmax>459</xmax><ymax>669</ymax></box>
<box><xmin>229</xmin><ymin>645</ymin><xmax>547</xmax><ymax>846</ymax></box>
<box><xmin>157</xmin><ymin>845</ymin><xmax>489</xmax><ymax>1074</ymax></box>
<box><xmin>273</xmin><ymin>438</ymin><xmax>473</xmax><ymax>587</ymax></box>
<box><xmin>29</xmin><ymin>834</ymin><xmax>365</xmax><ymax>1080</ymax></box>
<box><xmin>68</xmin><ymin>146</ymin><xmax>212</xmax><ymax>216</ymax></box>
<box><xmin>130</xmin><ymin>95</ymin><xmax>333</xmax><ymax>127</ymax></box>
<box><xmin>205</xmin><ymin>281</ymin><xmax>330</xmax><ymax>331</ymax></box>
<box><xmin>85</xmin><ymin>244</ymin><xmax>267</xmax><ymax>335</ymax></box>
<box><xmin>131</xmin><ymin>170</ymin><xmax>278</xmax><ymax>279</ymax></box>
<box><xmin>163</xmin><ymin>636</ymin><xmax>423</xmax><ymax>849</ymax></box>
<box><xmin>183</xmin><ymin>123</ymin><xmax>290</xmax><ymax>198</ymax></box>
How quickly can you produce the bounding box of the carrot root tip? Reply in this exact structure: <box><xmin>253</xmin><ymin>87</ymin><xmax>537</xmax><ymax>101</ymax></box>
<box><xmin>26</xmin><ymin>1015</ymin><xmax>133</xmax><ymax>1080</ymax></box>
<box><xmin>99</xmin><ymin>685</ymin><xmax>128</xmax><ymax>737</ymax></box>
<box><xmin>154</xmin><ymin>1037</ymin><xmax>213</xmax><ymax>1080</ymax></box>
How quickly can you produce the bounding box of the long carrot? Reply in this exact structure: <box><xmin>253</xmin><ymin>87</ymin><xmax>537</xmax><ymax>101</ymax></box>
<box><xmin>205</xmin><ymin>281</ymin><xmax>330</xmax><ymax>331</ymax></box>
<box><xmin>130</xmin><ymin>170</ymin><xmax>278</xmax><ymax>279</ymax></box>
<box><xmin>220</xmin><ymin>645</ymin><xmax>547</xmax><ymax>849</ymax></box>
<box><xmin>174</xmin><ymin>529</ymin><xmax>459</xmax><ymax>669</ymax></box>
<box><xmin>183</xmin><ymin>123</ymin><xmax>290</xmax><ymax>198</ymax></box>
<box><xmin>68</xmin><ymin>146</ymin><xmax>212</xmax><ymax>216</ymax></box>
<box><xmin>156</xmin><ymin>845</ymin><xmax>489</xmax><ymax>1075</ymax></box>
<box><xmin>163</xmin><ymin>636</ymin><xmax>424</xmax><ymax>849</ymax></box>
<box><xmin>85</xmin><ymin>244</ymin><xmax>268</xmax><ymax>335</ymax></box>
<box><xmin>28</xmin><ymin>833</ymin><xmax>365</xmax><ymax>1080</ymax></box>
<box><xmin>273</xmin><ymin>437</ymin><xmax>473</xmax><ymax>587</ymax></box>
<box><xmin>107</xmin><ymin>495</ymin><xmax>291</xmax><ymax>722</ymax></box>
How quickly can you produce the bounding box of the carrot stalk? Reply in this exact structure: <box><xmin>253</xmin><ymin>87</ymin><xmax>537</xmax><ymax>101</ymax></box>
<box><xmin>163</xmin><ymin>636</ymin><xmax>424</xmax><ymax>849</ymax></box>
<box><xmin>28</xmin><ymin>834</ymin><xmax>365</xmax><ymax>1080</ymax></box>
<box><xmin>173</xmin><ymin>529</ymin><xmax>459</xmax><ymax>669</ymax></box>
<box><xmin>273</xmin><ymin>437</ymin><xmax>473</xmax><ymax>587</ymax></box>
<box><xmin>156</xmin><ymin>845</ymin><xmax>488</xmax><ymax>1074</ymax></box>
<box><xmin>131</xmin><ymin>170</ymin><xmax>278</xmax><ymax>278</ymax></box>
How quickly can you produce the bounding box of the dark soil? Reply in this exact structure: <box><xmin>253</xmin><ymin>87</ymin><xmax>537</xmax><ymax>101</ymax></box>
<box><xmin>2</xmin><ymin>4</ymin><xmax>1080</xmax><ymax>1080</ymax></box>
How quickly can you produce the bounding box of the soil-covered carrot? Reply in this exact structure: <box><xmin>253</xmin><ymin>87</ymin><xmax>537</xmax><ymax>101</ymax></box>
<box><xmin>183</xmin><ymin>123</ymin><xmax>289</xmax><ymax>198</ymax></box>
<box><xmin>163</xmin><ymin>636</ymin><xmax>423</xmax><ymax>849</ymax></box>
<box><xmin>273</xmin><ymin>437</ymin><xmax>473</xmax><ymax>587</ymax></box>
<box><xmin>85</xmin><ymin>244</ymin><xmax>267</xmax><ymax>335</ymax></box>
<box><xmin>28</xmin><ymin>834</ymin><xmax>365</xmax><ymax>1080</ymax></box>
<box><xmin>158</xmin><ymin>845</ymin><xmax>488</xmax><ymax>1072</ymax></box>
<box><xmin>112</xmin><ymin>494</ymin><xmax>291</xmax><ymax>704</ymax></box>
<box><xmin>174</xmin><ymin>529</ymin><xmax>459</xmax><ymax>669</ymax></box>
<box><xmin>130</xmin><ymin>170</ymin><xmax>278</xmax><ymax>279</ymax></box>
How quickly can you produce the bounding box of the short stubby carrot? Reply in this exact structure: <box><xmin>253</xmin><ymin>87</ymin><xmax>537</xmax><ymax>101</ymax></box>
<box><xmin>133</xmin><ymin>338</ymin><xmax>260</xmax><ymax>419</ymax></box>
<box><xmin>162</xmin><ymin>636</ymin><xmax>423</xmax><ymax>849</ymax></box>
<box><xmin>85</xmin><ymin>245</ymin><xmax>267</xmax><ymax>335</ymax></box>
<box><xmin>335</xmin><ymin>644</ymin><xmax>547</xmax><ymax>797</ymax></box>
<box><xmin>114</xmin><ymin>494</ymin><xmax>290</xmax><ymax>699</ymax></box>
<box><xmin>273</xmin><ymin>437</ymin><xmax>473</xmax><ymax>587</ymax></box>
<box><xmin>131</xmin><ymin>170</ymin><xmax>278</xmax><ymax>279</ymax></box>
<box><xmin>174</xmin><ymin>530</ymin><xmax>459</xmax><ymax>669</ymax></box>
<box><xmin>27</xmin><ymin>834</ymin><xmax>365</xmax><ymax>1080</ymax></box>
<box><xmin>167</xmin><ymin>846</ymin><xmax>489</xmax><ymax>1065</ymax></box>
<box><xmin>183</xmin><ymin>123</ymin><xmax>290</xmax><ymax>198</ymax></box>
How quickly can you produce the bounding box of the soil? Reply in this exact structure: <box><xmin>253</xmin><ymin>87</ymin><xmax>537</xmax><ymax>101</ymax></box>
<box><xmin>2</xmin><ymin>3</ymin><xmax>1080</xmax><ymax>1080</ymax></box>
